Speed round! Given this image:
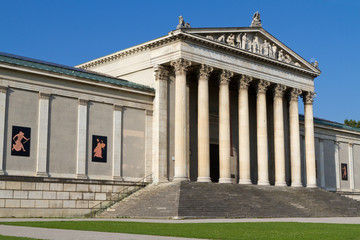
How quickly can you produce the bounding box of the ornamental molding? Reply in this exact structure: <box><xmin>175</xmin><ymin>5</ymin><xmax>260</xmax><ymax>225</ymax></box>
<box><xmin>113</xmin><ymin>104</ymin><xmax>123</xmax><ymax>111</ymax></box>
<box><xmin>0</xmin><ymin>85</ymin><xmax>8</xmax><ymax>93</ymax></box>
<box><xmin>256</xmin><ymin>79</ymin><xmax>270</xmax><ymax>94</ymax></box>
<box><xmin>238</xmin><ymin>75</ymin><xmax>253</xmax><ymax>89</ymax></box>
<box><xmin>199</xmin><ymin>64</ymin><xmax>213</xmax><ymax>79</ymax></box>
<box><xmin>273</xmin><ymin>84</ymin><xmax>286</xmax><ymax>98</ymax></box>
<box><xmin>303</xmin><ymin>91</ymin><xmax>316</xmax><ymax>104</ymax></box>
<box><xmin>289</xmin><ymin>88</ymin><xmax>302</xmax><ymax>102</ymax></box>
<box><xmin>220</xmin><ymin>70</ymin><xmax>234</xmax><ymax>85</ymax></box>
<box><xmin>39</xmin><ymin>92</ymin><xmax>51</xmax><ymax>100</ymax></box>
<box><xmin>78</xmin><ymin>99</ymin><xmax>89</xmax><ymax>106</ymax></box>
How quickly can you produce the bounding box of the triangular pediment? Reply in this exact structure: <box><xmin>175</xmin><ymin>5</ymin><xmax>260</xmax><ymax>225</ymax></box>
<box><xmin>180</xmin><ymin>27</ymin><xmax>320</xmax><ymax>74</ymax></box>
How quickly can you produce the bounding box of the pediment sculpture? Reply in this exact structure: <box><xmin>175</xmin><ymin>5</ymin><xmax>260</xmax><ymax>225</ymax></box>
<box><xmin>203</xmin><ymin>32</ymin><xmax>301</xmax><ymax>67</ymax></box>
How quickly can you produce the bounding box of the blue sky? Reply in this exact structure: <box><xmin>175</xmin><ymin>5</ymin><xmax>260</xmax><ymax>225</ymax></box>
<box><xmin>1</xmin><ymin>0</ymin><xmax>359</xmax><ymax>123</ymax></box>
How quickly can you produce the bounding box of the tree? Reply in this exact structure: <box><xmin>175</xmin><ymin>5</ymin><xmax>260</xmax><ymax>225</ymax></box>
<box><xmin>344</xmin><ymin>119</ymin><xmax>360</xmax><ymax>128</ymax></box>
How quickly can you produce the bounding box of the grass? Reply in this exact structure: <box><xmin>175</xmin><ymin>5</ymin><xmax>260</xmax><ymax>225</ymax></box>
<box><xmin>0</xmin><ymin>235</ymin><xmax>40</xmax><ymax>240</ymax></box>
<box><xmin>1</xmin><ymin>221</ymin><xmax>360</xmax><ymax>240</ymax></box>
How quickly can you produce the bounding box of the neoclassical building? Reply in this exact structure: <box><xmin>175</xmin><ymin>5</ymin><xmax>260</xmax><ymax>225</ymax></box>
<box><xmin>0</xmin><ymin>13</ymin><xmax>359</xmax><ymax>217</ymax></box>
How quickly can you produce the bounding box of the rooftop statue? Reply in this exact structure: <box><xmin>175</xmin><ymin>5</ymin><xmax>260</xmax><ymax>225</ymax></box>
<box><xmin>250</xmin><ymin>11</ymin><xmax>262</xmax><ymax>27</ymax></box>
<box><xmin>177</xmin><ymin>15</ymin><xmax>191</xmax><ymax>29</ymax></box>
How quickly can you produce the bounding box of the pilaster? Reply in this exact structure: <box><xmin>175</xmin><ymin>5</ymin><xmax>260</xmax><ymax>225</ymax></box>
<box><xmin>36</xmin><ymin>92</ymin><xmax>51</xmax><ymax>177</ymax></box>
<box><xmin>76</xmin><ymin>99</ymin><xmax>88</xmax><ymax>179</ymax></box>
<box><xmin>112</xmin><ymin>104</ymin><xmax>123</xmax><ymax>181</ymax></box>
<box><xmin>0</xmin><ymin>86</ymin><xmax>8</xmax><ymax>175</ymax></box>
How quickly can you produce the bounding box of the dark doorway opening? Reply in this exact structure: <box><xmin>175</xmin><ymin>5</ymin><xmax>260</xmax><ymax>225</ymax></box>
<box><xmin>210</xmin><ymin>144</ymin><xmax>219</xmax><ymax>182</ymax></box>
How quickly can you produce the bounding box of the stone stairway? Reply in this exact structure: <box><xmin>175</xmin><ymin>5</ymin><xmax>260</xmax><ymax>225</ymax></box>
<box><xmin>99</xmin><ymin>181</ymin><xmax>360</xmax><ymax>218</ymax></box>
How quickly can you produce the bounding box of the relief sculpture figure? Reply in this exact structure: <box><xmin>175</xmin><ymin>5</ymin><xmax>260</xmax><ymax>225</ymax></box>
<box><xmin>236</xmin><ymin>34</ymin><xmax>241</xmax><ymax>48</ymax></box>
<box><xmin>93</xmin><ymin>138</ymin><xmax>106</xmax><ymax>158</ymax></box>
<box><xmin>12</xmin><ymin>131</ymin><xmax>29</xmax><ymax>152</ymax></box>
<box><xmin>252</xmin><ymin>36</ymin><xmax>260</xmax><ymax>53</ymax></box>
<box><xmin>271</xmin><ymin>44</ymin><xmax>277</xmax><ymax>59</ymax></box>
<box><xmin>263</xmin><ymin>40</ymin><xmax>270</xmax><ymax>56</ymax></box>
<box><xmin>285</xmin><ymin>54</ymin><xmax>291</xmax><ymax>63</ymax></box>
<box><xmin>226</xmin><ymin>34</ymin><xmax>235</xmax><ymax>46</ymax></box>
<box><xmin>278</xmin><ymin>49</ymin><xmax>285</xmax><ymax>61</ymax></box>
<box><xmin>241</xmin><ymin>33</ymin><xmax>248</xmax><ymax>49</ymax></box>
<box><xmin>217</xmin><ymin>34</ymin><xmax>226</xmax><ymax>42</ymax></box>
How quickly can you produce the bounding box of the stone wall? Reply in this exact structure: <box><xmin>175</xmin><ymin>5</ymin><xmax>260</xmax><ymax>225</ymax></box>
<box><xmin>0</xmin><ymin>176</ymin><xmax>139</xmax><ymax>217</ymax></box>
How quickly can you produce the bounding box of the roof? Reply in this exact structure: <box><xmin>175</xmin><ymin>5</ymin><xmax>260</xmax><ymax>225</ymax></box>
<box><xmin>299</xmin><ymin>114</ymin><xmax>360</xmax><ymax>133</ymax></box>
<box><xmin>0</xmin><ymin>52</ymin><xmax>154</xmax><ymax>93</ymax></box>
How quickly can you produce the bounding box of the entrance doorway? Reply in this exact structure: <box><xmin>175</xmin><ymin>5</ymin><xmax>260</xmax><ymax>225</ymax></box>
<box><xmin>210</xmin><ymin>144</ymin><xmax>219</xmax><ymax>182</ymax></box>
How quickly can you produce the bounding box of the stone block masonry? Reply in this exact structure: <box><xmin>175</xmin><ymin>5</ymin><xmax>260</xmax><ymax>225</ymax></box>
<box><xmin>0</xmin><ymin>176</ymin><xmax>139</xmax><ymax>217</ymax></box>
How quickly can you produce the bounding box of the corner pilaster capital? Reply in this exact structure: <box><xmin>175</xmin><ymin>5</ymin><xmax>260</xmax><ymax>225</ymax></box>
<box><xmin>219</xmin><ymin>69</ymin><xmax>234</xmax><ymax>85</ymax></box>
<box><xmin>289</xmin><ymin>88</ymin><xmax>302</xmax><ymax>102</ymax></box>
<box><xmin>154</xmin><ymin>65</ymin><xmax>169</xmax><ymax>81</ymax></box>
<box><xmin>273</xmin><ymin>84</ymin><xmax>287</xmax><ymax>98</ymax></box>
<box><xmin>198</xmin><ymin>64</ymin><xmax>213</xmax><ymax>79</ymax></box>
<box><xmin>0</xmin><ymin>85</ymin><xmax>8</xmax><ymax>93</ymax></box>
<box><xmin>145</xmin><ymin>109</ymin><xmax>153</xmax><ymax>116</ymax></box>
<box><xmin>256</xmin><ymin>79</ymin><xmax>270</xmax><ymax>94</ymax></box>
<box><xmin>303</xmin><ymin>91</ymin><xmax>316</xmax><ymax>105</ymax></box>
<box><xmin>39</xmin><ymin>92</ymin><xmax>51</xmax><ymax>100</ymax></box>
<box><xmin>170</xmin><ymin>58</ymin><xmax>191</xmax><ymax>75</ymax></box>
<box><xmin>113</xmin><ymin>104</ymin><xmax>123</xmax><ymax>111</ymax></box>
<box><xmin>78</xmin><ymin>99</ymin><xmax>89</xmax><ymax>106</ymax></box>
<box><xmin>238</xmin><ymin>75</ymin><xmax>253</xmax><ymax>89</ymax></box>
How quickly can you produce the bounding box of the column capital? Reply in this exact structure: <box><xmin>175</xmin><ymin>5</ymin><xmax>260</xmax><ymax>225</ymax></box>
<box><xmin>289</xmin><ymin>88</ymin><xmax>302</xmax><ymax>102</ymax></box>
<box><xmin>39</xmin><ymin>92</ymin><xmax>51</xmax><ymax>100</ymax></box>
<box><xmin>170</xmin><ymin>58</ymin><xmax>191</xmax><ymax>75</ymax></box>
<box><xmin>113</xmin><ymin>104</ymin><xmax>123</xmax><ymax>111</ymax></box>
<box><xmin>238</xmin><ymin>75</ymin><xmax>253</xmax><ymax>89</ymax></box>
<box><xmin>303</xmin><ymin>91</ymin><xmax>316</xmax><ymax>105</ymax></box>
<box><xmin>0</xmin><ymin>86</ymin><xmax>8</xmax><ymax>93</ymax></box>
<box><xmin>199</xmin><ymin>64</ymin><xmax>213</xmax><ymax>79</ymax></box>
<box><xmin>273</xmin><ymin>84</ymin><xmax>287</xmax><ymax>98</ymax></box>
<box><xmin>78</xmin><ymin>99</ymin><xmax>89</xmax><ymax>106</ymax></box>
<box><xmin>256</xmin><ymin>79</ymin><xmax>270</xmax><ymax>94</ymax></box>
<box><xmin>154</xmin><ymin>65</ymin><xmax>169</xmax><ymax>81</ymax></box>
<box><xmin>220</xmin><ymin>69</ymin><xmax>234</xmax><ymax>85</ymax></box>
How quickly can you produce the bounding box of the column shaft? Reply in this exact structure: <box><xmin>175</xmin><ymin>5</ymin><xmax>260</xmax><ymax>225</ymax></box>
<box><xmin>304</xmin><ymin>92</ymin><xmax>317</xmax><ymax>188</ymax></box>
<box><xmin>219</xmin><ymin>70</ymin><xmax>233</xmax><ymax>183</ymax></box>
<box><xmin>238</xmin><ymin>75</ymin><xmax>252</xmax><ymax>184</ymax></box>
<box><xmin>36</xmin><ymin>93</ymin><xmax>50</xmax><ymax>177</ymax></box>
<box><xmin>171</xmin><ymin>59</ymin><xmax>191</xmax><ymax>181</ymax></box>
<box><xmin>197</xmin><ymin>65</ymin><xmax>213</xmax><ymax>182</ymax></box>
<box><xmin>152</xmin><ymin>66</ymin><xmax>169</xmax><ymax>183</ymax></box>
<box><xmin>273</xmin><ymin>84</ymin><xmax>286</xmax><ymax>186</ymax></box>
<box><xmin>256</xmin><ymin>80</ymin><xmax>270</xmax><ymax>185</ymax></box>
<box><xmin>76</xmin><ymin>99</ymin><xmax>88</xmax><ymax>179</ymax></box>
<box><xmin>289</xmin><ymin>89</ymin><xmax>302</xmax><ymax>187</ymax></box>
<box><xmin>112</xmin><ymin>105</ymin><xmax>123</xmax><ymax>181</ymax></box>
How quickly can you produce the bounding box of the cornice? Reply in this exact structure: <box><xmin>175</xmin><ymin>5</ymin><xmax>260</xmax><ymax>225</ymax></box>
<box><xmin>78</xmin><ymin>29</ymin><xmax>320</xmax><ymax>78</ymax></box>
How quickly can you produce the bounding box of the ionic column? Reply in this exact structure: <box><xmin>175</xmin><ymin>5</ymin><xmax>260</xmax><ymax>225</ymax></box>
<box><xmin>152</xmin><ymin>65</ymin><xmax>169</xmax><ymax>183</ymax></box>
<box><xmin>0</xmin><ymin>86</ymin><xmax>8</xmax><ymax>175</ymax></box>
<box><xmin>289</xmin><ymin>88</ymin><xmax>302</xmax><ymax>187</ymax></box>
<box><xmin>171</xmin><ymin>59</ymin><xmax>191</xmax><ymax>181</ymax></box>
<box><xmin>197</xmin><ymin>64</ymin><xmax>213</xmax><ymax>182</ymax></box>
<box><xmin>219</xmin><ymin>70</ymin><xmax>233</xmax><ymax>184</ymax></box>
<box><xmin>112</xmin><ymin>104</ymin><xmax>123</xmax><ymax>181</ymax></box>
<box><xmin>303</xmin><ymin>92</ymin><xmax>317</xmax><ymax>188</ymax></box>
<box><xmin>238</xmin><ymin>75</ymin><xmax>252</xmax><ymax>184</ymax></box>
<box><xmin>256</xmin><ymin>79</ymin><xmax>270</xmax><ymax>186</ymax></box>
<box><xmin>76</xmin><ymin>99</ymin><xmax>88</xmax><ymax>179</ymax></box>
<box><xmin>36</xmin><ymin>92</ymin><xmax>51</xmax><ymax>177</ymax></box>
<box><xmin>273</xmin><ymin>84</ymin><xmax>287</xmax><ymax>186</ymax></box>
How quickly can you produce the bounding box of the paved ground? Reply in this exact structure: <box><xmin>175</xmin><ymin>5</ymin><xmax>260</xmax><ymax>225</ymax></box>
<box><xmin>0</xmin><ymin>217</ymin><xmax>359</xmax><ymax>240</ymax></box>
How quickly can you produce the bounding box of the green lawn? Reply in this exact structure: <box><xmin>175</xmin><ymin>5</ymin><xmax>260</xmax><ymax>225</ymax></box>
<box><xmin>0</xmin><ymin>235</ymin><xmax>39</xmax><ymax>240</ymax></box>
<box><xmin>1</xmin><ymin>221</ymin><xmax>359</xmax><ymax>240</ymax></box>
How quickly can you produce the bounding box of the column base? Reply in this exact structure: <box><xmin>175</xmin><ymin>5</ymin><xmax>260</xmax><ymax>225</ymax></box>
<box><xmin>36</xmin><ymin>172</ymin><xmax>49</xmax><ymax>177</ymax></box>
<box><xmin>275</xmin><ymin>181</ymin><xmax>287</xmax><ymax>187</ymax></box>
<box><xmin>257</xmin><ymin>181</ymin><xmax>270</xmax><ymax>186</ymax></box>
<box><xmin>197</xmin><ymin>177</ymin><xmax>211</xmax><ymax>182</ymax></box>
<box><xmin>239</xmin><ymin>179</ymin><xmax>252</xmax><ymax>185</ymax></box>
<box><xmin>173</xmin><ymin>176</ymin><xmax>188</xmax><ymax>182</ymax></box>
<box><xmin>291</xmin><ymin>182</ymin><xmax>303</xmax><ymax>187</ymax></box>
<box><xmin>306</xmin><ymin>184</ymin><xmax>317</xmax><ymax>188</ymax></box>
<box><xmin>218</xmin><ymin>178</ymin><xmax>232</xmax><ymax>184</ymax></box>
<box><xmin>112</xmin><ymin>176</ymin><xmax>124</xmax><ymax>181</ymax></box>
<box><xmin>76</xmin><ymin>174</ymin><xmax>88</xmax><ymax>179</ymax></box>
